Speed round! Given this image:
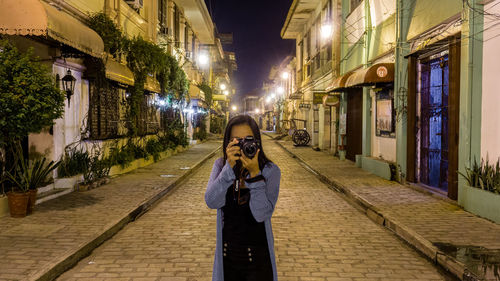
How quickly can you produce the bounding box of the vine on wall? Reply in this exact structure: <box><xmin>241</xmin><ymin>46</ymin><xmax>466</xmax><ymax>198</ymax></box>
<box><xmin>88</xmin><ymin>12</ymin><xmax>190</xmax><ymax>137</ymax></box>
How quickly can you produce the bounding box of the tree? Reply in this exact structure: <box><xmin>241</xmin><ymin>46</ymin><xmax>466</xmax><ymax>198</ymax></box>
<box><xmin>0</xmin><ymin>40</ymin><xmax>65</xmax><ymax>145</ymax></box>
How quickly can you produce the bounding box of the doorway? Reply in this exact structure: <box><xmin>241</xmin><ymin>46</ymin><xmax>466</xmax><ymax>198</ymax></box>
<box><xmin>419</xmin><ymin>55</ymin><xmax>449</xmax><ymax>191</ymax></box>
<box><xmin>346</xmin><ymin>89</ymin><xmax>363</xmax><ymax>161</ymax></box>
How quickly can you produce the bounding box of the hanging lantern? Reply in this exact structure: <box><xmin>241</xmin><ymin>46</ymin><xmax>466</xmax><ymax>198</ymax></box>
<box><xmin>62</xmin><ymin>69</ymin><xmax>76</xmax><ymax>107</ymax></box>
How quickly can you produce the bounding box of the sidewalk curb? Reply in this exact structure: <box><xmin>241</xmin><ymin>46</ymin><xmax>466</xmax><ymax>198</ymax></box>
<box><xmin>274</xmin><ymin>140</ymin><xmax>470</xmax><ymax>281</ymax></box>
<box><xmin>29</xmin><ymin>144</ymin><xmax>222</xmax><ymax>281</ymax></box>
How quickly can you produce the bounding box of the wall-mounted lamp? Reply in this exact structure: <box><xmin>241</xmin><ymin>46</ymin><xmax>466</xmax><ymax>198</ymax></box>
<box><xmin>62</xmin><ymin>69</ymin><xmax>76</xmax><ymax>107</ymax></box>
<box><xmin>321</xmin><ymin>23</ymin><xmax>333</xmax><ymax>40</ymax></box>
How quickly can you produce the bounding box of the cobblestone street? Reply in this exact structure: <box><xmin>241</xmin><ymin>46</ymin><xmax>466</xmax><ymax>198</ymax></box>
<box><xmin>57</xmin><ymin>137</ymin><xmax>454</xmax><ymax>281</ymax></box>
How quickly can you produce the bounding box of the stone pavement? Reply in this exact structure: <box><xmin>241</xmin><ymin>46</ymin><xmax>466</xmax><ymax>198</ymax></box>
<box><xmin>58</xmin><ymin>138</ymin><xmax>454</xmax><ymax>281</ymax></box>
<box><xmin>0</xmin><ymin>141</ymin><xmax>221</xmax><ymax>281</ymax></box>
<box><xmin>267</xmin><ymin>134</ymin><xmax>500</xmax><ymax>280</ymax></box>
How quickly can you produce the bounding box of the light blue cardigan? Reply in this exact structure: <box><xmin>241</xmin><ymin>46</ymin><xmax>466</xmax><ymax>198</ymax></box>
<box><xmin>205</xmin><ymin>157</ymin><xmax>281</xmax><ymax>281</ymax></box>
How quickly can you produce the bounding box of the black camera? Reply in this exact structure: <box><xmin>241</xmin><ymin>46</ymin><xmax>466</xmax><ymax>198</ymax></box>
<box><xmin>235</xmin><ymin>136</ymin><xmax>260</xmax><ymax>159</ymax></box>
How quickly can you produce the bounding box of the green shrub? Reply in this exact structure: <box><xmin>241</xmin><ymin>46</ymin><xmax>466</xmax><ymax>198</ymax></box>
<box><xmin>146</xmin><ymin>139</ymin><xmax>164</xmax><ymax>162</ymax></box>
<box><xmin>58</xmin><ymin>147</ymin><xmax>89</xmax><ymax>178</ymax></box>
<box><xmin>459</xmin><ymin>158</ymin><xmax>500</xmax><ymax>194</ymax></box>
<box><xmin>0</xmin><ymin>40</ymin><xmax>65</xmax><ymax>145</ymax></box>
<box><xmin>106</xmin><ymin>145</ymin><xmax>134</xmax><ymax>168</ymax></box>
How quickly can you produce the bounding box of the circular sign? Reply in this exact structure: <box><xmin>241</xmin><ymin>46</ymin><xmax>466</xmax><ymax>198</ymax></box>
<box><xmin>376</xmin><ymin>66</ymin><xmax>388</xmax><ymax>78</ymax></box>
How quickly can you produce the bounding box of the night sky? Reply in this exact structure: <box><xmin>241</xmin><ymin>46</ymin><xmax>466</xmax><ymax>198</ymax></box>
<box><xmin>204</xmin><ymin>0</ymin><xmax>295</xmax><ymax>103</ymax></box>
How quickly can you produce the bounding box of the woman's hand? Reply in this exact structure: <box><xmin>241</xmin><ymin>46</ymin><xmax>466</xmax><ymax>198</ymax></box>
<box><xmin>226</xmin><ymin>138</ymin><xmax>241</xmax><ymax>168</ymax></box>
<box><xmin>241</xmin><ymin>149</ymin><xmax>260</xmax><ymax>177</ymax></box>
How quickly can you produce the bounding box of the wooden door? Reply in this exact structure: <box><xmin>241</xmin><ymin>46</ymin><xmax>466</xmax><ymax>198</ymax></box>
<box><xmin>346</xmin><ymin>89</ymin><xmax>363</xmax><ymax>161</ymax></box>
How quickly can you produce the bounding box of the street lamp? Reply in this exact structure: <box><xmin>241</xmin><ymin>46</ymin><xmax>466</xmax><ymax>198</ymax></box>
<box><xmin>197</xmin><ymin>53</ymin><xmax>209</xmax><ymax>66</ymax></box>
<box><xmin>281</xmin><ymin>72</ymin><xmax>289</xmax><ymax>80</ymax></box>
<box><xmin>271</xmin><ymin>93</ymin><xmax>276</xmax><ymax>99</ymax></box>
<box><xmin>321</xmin><ymin>23</ymin><xmax>333</xmax><ymax>40</ymax></box>
<box><xmin>231</xmin><ymin>105</ymin><xmax>237</xmax><ymax>111</ymax></box>
<box><xmin>277</xmin><ymin>86</ymin><xmax>284</xmax><ymax>94</ymax></box>
<box><xmin>255</xmin><ymin>108</ymin><xmax>260</xmax><ymax>114</ymax></box>
<box><xmin>62</xmin><ymin>69</ymin><xmax>76</xmax><ymax>107</ymax></box>
<box><xmin>223</xmin><ymin>90</ymin><xmax>229</xmax><ymax>95</ymax></box>
<box><xmin>220</xmin><ymin>84</ymin><xmax>227</xmax><ymax>91</ymax></box>
<box><xmin>266</xmin><ymin>96</ymin><xmax>272</xmax><ymax>103</ymax></box>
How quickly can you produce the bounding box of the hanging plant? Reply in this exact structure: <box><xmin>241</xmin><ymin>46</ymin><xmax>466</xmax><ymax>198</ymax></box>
<box><xmin>87</xmin><ymin>12</ymin><xmax>125</xmax><ymax>58</ymax></box>
<box><xmin>86</xmin><ymin>14</ymin><xmax>190</xmax><ymax>137</ymax></box>
<box><xmin>197</xmin><ymin>81</ymin><xmax>213</xmax><ymax>108</ymax></box>
<box><xmin>124</xmin><ymin>36</ymin><xmax>162</xmax><ymax>135</ymax></box>
<box><xmin>168</xmin><ymin>55</ymin><xmax>189</xmax><ymax>100</ymax></box>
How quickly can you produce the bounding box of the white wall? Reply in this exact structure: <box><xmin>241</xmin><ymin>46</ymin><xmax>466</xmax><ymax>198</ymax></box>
<box><xmin>481</xmin><ymin>0</ymin><xmax>500</xmax><ymax>161</ymax></box>
<box><xmin>370</xmin><ymin>93</ymin><xmax>396</xmax><ymax>162</ymax></box>
<box><xmin>345</xmin><ymin>0</ymin><xmax>366</xmax><ymax>45</ymax></box>
<box><xmin>369</xmin><ymin>0</ymin><xmax>396</xmax><ymax>27</ymax></box>
<box><xmin>52</xmin><ymin>63</ymin><xmax>88</xmax><ymax>162</ymax></box>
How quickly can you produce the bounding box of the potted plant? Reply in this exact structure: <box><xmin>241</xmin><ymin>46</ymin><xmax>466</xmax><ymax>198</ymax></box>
<box><xmin>5</xmin><ymin>146</ymin><xmax>60</xmax><ymax>217</ymax></box>
<box><xmin>77</xmin><ymin>149</ymin><xmax>111</xmax><ymax>191</ymax></box>
<box><xmin>458</xmin><ymin>158</ymin><xmax>500</xmax><ymax>223</ymax></box>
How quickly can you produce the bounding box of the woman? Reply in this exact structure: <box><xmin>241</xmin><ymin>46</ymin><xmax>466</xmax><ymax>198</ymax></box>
<box><xmin>205</xmin><ymin>115</ymin><xmax>281</xmax><ymax>281</ymax></box>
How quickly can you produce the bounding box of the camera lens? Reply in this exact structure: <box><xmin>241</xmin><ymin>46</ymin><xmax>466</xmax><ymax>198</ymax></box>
<box><xmin>243</xmin><ymin>143</ymin><xmax>257</xmax><ymax>158</ymax></box>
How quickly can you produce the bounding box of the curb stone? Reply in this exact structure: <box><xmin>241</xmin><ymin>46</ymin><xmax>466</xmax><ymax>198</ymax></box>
<box><xmin>28</xmin><ymin>144</ymin><xmax>222</xmax><ymax>281</ymax></box>
<box><xmin>274</xmin><ymin>140</ymin><xmax>472</xmax><ymax>281</ymax></box>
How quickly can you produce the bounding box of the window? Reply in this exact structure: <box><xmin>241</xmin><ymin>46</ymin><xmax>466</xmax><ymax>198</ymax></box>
<box><xmin>174</xmin><ymin>5</ymin><xmax>180</xmax><ymax>48</ymax></box>
<box><xmin>184</xmin><ymin>25</ymin><xmax>189</xmax><ymax>52</ymax></box>
<box><xmin>315</xmin><ymin>18</ymin><xmax>321</xmax><ymax>54</ymax></box>
<box><xmin>139</xmin><ymin>94</ymin><xmax>160</xmax><ymax>135</ymax></box>
<box><xmin>350</xmin><ymin>0</ymin><xmax>362</xmax><ymax>13</ymax></box>
<box><xmin>326</xmin><ymin>45</ymin><xmax>332</xmax><ymax>63</ymax></box>
<box><xmin>305</xmin><ymin>31</ymin><xmax>311</xmax><ymax>61</ymax></box>
<box><xmin>89</xmin><ymin>84</ymin><xmax>120</xmax><ymax>139</ymax></box>
<box><xmin>298</xmin><ymin>41</ymin><xmax>303</xmax><ymax>70</ymax></box>
<box><xmin>192</xmin><ymin>35</ymin><xmax>196</xmax><ymax>61</ymax></box>
<box><xmin>158</xmin><ymin>0</ymin><xmax>167</xmax><ymax>29</ymax></box>
<box><xmin>375</xmin><ymin>89</ymin><xmax>395</xmax><ymax>138</ymax></box>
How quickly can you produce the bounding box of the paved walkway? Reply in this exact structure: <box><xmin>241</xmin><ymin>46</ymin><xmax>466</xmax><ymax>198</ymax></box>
<box><xmin>58</xmin><ymin>138</ymin><xmax>453</xmax><ymax>281</ymax></box>
<box><xmin>0</xmin><ymin>141</ymin><xmax>221</xmax><ymax>281</ymax></box>
<box><xmin>266</xmin><ymin>133</ymin><xmax>500</xmax><ymax>280</ymax></box>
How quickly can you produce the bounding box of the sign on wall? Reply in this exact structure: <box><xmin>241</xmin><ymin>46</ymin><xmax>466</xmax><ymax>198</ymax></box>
<box><xmin>375</xmin><ymin>89</ymin><xmax>396</xmax><ymax>138</ymax></box>
<box><xmin>339</xmin><ymin>113</ymin><xmax>347</xmax><ymax>135</ymax></box>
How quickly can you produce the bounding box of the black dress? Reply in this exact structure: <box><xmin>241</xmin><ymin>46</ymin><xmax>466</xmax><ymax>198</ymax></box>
<box><xmin>221</xmin><ymin>181</ymin><xmax>273</xmax><ymax>281</ymax></box>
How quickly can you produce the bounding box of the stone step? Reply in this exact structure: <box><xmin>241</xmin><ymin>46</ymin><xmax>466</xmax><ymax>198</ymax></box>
<box><xmin>36</xmin><ymin>188</ymin><xmax>73</xmax><ymax>205</ymax></box>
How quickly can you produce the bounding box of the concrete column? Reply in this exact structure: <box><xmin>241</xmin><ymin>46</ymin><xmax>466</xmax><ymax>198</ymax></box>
<box><xmin>458</xmin><ymin>0</ymin><xmax>483</xmax><ymax>201</ymax></box>
<box><xmin>394</xmin><ymin>0</ymin><xmax>412</xmax><ymax>180</ymax></box>
<box><xmin>147</xmin><ymin>0</ymin><xmax>157</xmax><ymax>42</ymax></box>
<box><xmin>318</xmin><ymin>104</ymin><xmax>325</xmax><ymax>149</ymax></box>
<box><xmin>362</xmin><ymin>88</ymin><xmax>371</xmax><ymax>157</ymax></box>
<box><xmin>338</xmin><ymin>92</ymin><xmax>348</xmax><ymax>160</ymax></box>
<box><xmin>311</xmin><ymin>105</ymin><xmax>318</xmax><ymax>146</ymax></box>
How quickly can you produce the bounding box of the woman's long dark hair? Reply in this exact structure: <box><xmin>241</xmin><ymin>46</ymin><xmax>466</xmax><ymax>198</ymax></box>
<box><xmin>223</xmin><ymin>114</ymin><xmax>272</xmax><ymax>171</ymax></box>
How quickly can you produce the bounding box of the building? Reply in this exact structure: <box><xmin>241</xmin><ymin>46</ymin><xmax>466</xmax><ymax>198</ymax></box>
<box><xmin>281</xmin><ymin>0</ymin><xmax>339</xmax><ymax>153</ymax></box>
<box><xmin>0</xmin><ymin>0</ymin><xmax>234</xmax><ymax>203</ymax></box>
<box><xmin>280</xmin><ymin>0</ymin><xmax>500</xmax><ymax>217</ymax></box>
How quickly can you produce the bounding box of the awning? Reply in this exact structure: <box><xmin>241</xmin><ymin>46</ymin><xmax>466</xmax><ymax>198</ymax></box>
<box><xmin>105</xmin><ymin>59</ymin><xmax>134</xmax><ymax>86</ymax></box>
<box><xmin>189</xmin><ymin>84</ymin><xmax>201</xmax><ymax>99</ymax></box>
<box><xmin>145</xmin><ymin>76</ymin><xmax>161</xmax><ymax>93</ymax></box>
<box><xmin>345</xmin><ymin>63</ymin><xmax>395</xmax><ymax>88</ymax></box>
<box><xmin>322</xmin><ymin>95</ymin><xmax>339</xmax><ymax>107</ymax></box>
<box><xmin>190</xmin><ymin>99</ymin><xmax>208</xmax><ymax>109</ymax></box>
<box><xmin>313</xmin><ymin>91</ymin><xmax>327</xmax><ymax>105</ymax></box>
<box><xmin>213</xmin><ymin>94</ymin><xmax>227</xmax><ymax>101</ymax></box>
<box><xmin>326</xmin><ymin>72</ymin><xmax>354</xmax><ymax>93</ymax></box>
<box><xmin>0</xmin><ymin>0</ymin><xmax>104</xmax><ymax>58</ymax></box>
<box><xmin>289</xmin><ymin>90</ymin><xmax>303</xmax><ymax>100</ymax></box>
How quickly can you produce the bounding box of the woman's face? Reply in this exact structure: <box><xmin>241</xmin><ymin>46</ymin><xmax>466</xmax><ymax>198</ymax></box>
<box><xmin>230</xmin><ymin>123</ymin><xmax>254</xmax><ymax>142</ymax></box>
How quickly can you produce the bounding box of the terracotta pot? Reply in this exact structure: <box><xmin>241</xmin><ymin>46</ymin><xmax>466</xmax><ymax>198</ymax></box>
<box><xmin>78</xmin><ymin>183</ymin><xmax>91</xmax><ymax>192</ymax></box>
<box><xmin>27</xmin><ymin>189</ymin><xmax>38</xmax><ymax>215</ymax></box>
<box><xmin>7</xmin><ymin>192</ymin><xmax>29</xmax><ymax>218</ymax></box>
